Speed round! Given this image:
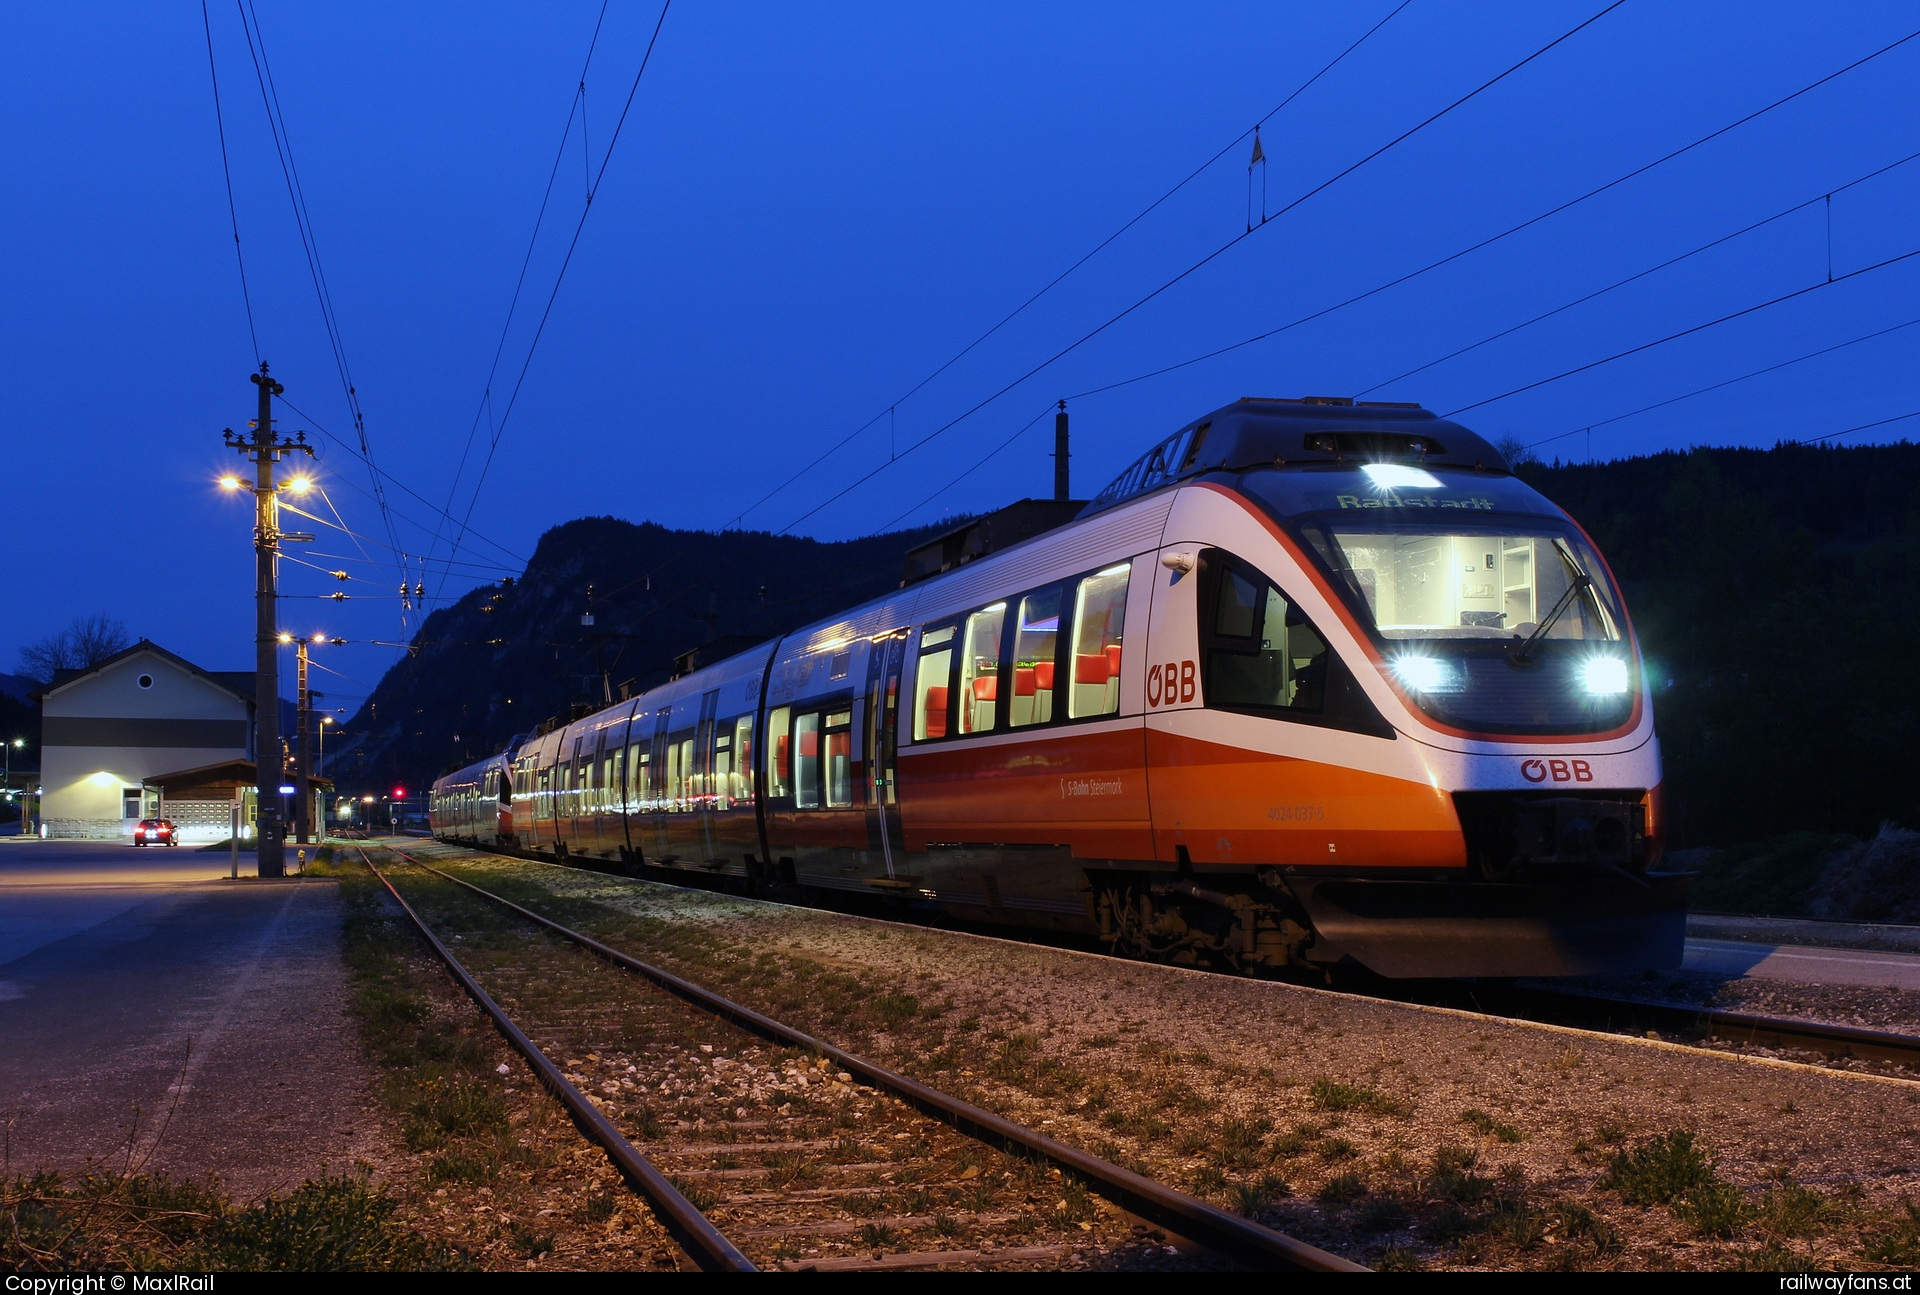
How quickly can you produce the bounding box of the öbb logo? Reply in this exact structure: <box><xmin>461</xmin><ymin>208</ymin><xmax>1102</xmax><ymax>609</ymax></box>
<box><xmin>1521</xmin><ymin>758</ymin><xmax>1594</xmax><ymax>783</ymax></box>
<box><xmin>1148</xmin><ymin>660</ymin><xmax>1196</xmax><ymax>707</ymax></box>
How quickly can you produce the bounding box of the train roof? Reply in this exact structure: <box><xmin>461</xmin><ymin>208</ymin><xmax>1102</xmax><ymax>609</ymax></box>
<box><xmin>1081</xmin><ymin>397</ymin><xmax>1510</xmax><ymax>518</ymax></box>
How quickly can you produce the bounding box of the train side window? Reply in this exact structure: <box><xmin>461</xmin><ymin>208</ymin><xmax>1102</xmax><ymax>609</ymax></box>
<box><xmin>1068</xmin><ymin>562</ymin><xmax>1130</xmax><ymax>719</ymax></box>
<box><xmin>794</xmin><ymin>712</ymin><xmax>822</xmax><ymax>809</ymax></box>
<box><xmin>959</xmin><ymin>603</ymin><xmax>1006</xmax><ymax>734</ymax></box>
<box><xmin>676</xmin><ymin>736</ymin><xmax>696</xmax><ymax>808</ymax></box>
<box><xmin>1200</xmin><ymin>550</ymin><xmax>1329</xmax><ymax>715</ymax></box>
<box><xmin>766</xmin><ymin>706</ymin><xmax>791</xmax><ymax>798</ymax></box>
<box><xmin>1010</xmin><ymin>585</ymin><xmax>1063</xmax><ymax>728</ymax></box>
<box><xmin>730</xmin><ymin>715</ymin><xmax>755</xmax><ymax>806</ymax></box>
<box><xmin>824</xmin><ymin>709</ymin><xmax>853</xmax><ymax>807</ymax></box>
<box><xmin>912</xmin><ymin>626</ymin><xmax>955</xmax><ymax>741</ymax></box>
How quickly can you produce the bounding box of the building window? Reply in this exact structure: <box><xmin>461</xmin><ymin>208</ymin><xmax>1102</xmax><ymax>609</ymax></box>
<box><xmin>137</xmin><ymin>674</ymin><xmax>154</xmax><ymax>689</ymax></box>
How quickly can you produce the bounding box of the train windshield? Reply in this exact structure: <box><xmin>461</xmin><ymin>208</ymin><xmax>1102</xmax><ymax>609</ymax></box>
<box><xmin>1293</xmin><ymin>508</ymin><xmax>1637</xmax><ymax>734</ymax></box>
<box><xmin>1298</xmin><ymin>519</ymin><xmax>1623</xmax><ymax>644</ymax></box>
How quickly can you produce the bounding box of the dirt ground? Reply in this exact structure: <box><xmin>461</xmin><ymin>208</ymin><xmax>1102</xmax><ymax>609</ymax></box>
<box><xmin>417</xmin><ymin>845</ymin><xmax>1920</xmax><ymax>1271</ymax></box>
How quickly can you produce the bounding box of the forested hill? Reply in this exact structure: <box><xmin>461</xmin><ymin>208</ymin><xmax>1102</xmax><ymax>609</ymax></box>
<box><xmin>331</xmin><ymin>517</ymin><xmax>946</xmax><ymax>794</ymax></box>
<box><xmin>1519</xmin><ymin>440</ymin><xmax>1920</xmax><ymax>846</ymax></box>
<box><xmin>342</xmin><ymin>441</ymin><xmax>1920</xmax><ymax>849</ymax></box>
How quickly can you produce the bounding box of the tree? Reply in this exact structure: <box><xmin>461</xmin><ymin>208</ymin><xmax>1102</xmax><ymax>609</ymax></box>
<box><xmin>16</xmin><ymin>614</ymin><xmax>131</xmax><ymax>685</ymax></box>
<box><xmin>1492</xmin><ymin>433</ymin><xmax>1539</xmax><ymax>468</ymax></box>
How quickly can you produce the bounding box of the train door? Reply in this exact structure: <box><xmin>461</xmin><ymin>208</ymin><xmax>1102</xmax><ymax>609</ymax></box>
<box><xmin>693</xmin><ymin>689</ymin><xmax>720</xmax><ymax>863</ymax></box>
<box><xmin>863</xmin><ymin>630</ymin><xmax>909</xmax><ymax>878</ymax></box>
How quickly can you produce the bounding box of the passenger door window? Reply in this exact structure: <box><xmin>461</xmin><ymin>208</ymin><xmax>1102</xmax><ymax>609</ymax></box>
<box><xmin>766</xmin><ymin>706</ymin><xmax>792</xmax><ymax>798</ymax></box>
<box><xmin>912</xmin><ymin>627</ymin><xmax>955</xmax><ymax>741</ymax></box>
<box><xmin>794</xmin><ymin>712</ymin><xmax>822</xmax><ymax>809</ymax></box>
<box><xmin>824</xmin><ymin>710</ymin><xmax>853</xmax><ymax>807</ymax></box>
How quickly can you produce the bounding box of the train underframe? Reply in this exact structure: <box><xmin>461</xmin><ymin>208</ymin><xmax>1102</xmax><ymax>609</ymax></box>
<box><xmin>452</xmin><ymin>791</ymin><xmax>1688</xmax><ymax>980</ymax></box>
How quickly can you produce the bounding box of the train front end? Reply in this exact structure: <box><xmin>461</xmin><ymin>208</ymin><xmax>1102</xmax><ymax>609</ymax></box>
<box><xmin>1126</xmin><ymin>399</ymin><xmax>1685</xmax><ymax>978</ymax></box>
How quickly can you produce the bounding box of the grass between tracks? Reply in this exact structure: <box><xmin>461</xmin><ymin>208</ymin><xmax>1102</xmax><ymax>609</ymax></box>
<box><xmin>411</xmin><ymin>848</ymin><xmax>1920</xmax><ymax>1273</ymax></box>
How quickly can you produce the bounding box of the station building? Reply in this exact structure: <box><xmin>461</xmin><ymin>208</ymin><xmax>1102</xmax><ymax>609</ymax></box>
<box><xmin>36</xmin><ymin>640</ymin><xmax>260</xmax><ymax>841</ymax></box>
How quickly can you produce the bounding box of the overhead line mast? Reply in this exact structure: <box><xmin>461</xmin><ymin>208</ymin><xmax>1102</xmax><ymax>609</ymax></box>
<box><xmin>223</xmin><ymin>363</ymin><xmax>313</xmax><ymax>878</ymax></box>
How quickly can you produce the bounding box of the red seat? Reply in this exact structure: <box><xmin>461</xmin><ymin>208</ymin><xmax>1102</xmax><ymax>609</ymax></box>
<box><xmin>923</xmin><ymin>685</ymin><xmax>948</xmax><ymax>738</ymax></box>
<box><xmin>972</xmin><ymin>675</ymin><xmax>998</xmax><ymax>701</ymax></box>
<box><xmin>1034</xmin><ymin>661</ymin><xmax>1055</xmax><ymax>691</ymax></box>
<box><xmin>1075</xmin><ymin>653</ymin><xmax>1110</xmax><ymax>684</ymax></box>
<box><xmin>798</xmin><ymin>729</ymin><xmax>819</xmax><ymax>758</ymax></box>
<box><xmin>774</xmin><ymin>734</ymin><xmax>789</xmax><ymax>775</ymax></box>
<box><xmin>1106</xmin><ymin>643</ymin><xmax>1123</xmax><ymax>676</ymax></box>
<box><xmin>1014</xmin><ymin>667</ymin><xmax>1037</xmax><ymax>696</ymax></box>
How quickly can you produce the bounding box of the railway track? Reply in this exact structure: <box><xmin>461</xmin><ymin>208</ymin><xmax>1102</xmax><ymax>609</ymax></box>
<box><xmin>358</xmin><ymin>844</ymin><xmax>1363</xmax><ymax>1273</ymax></box>
<box><xmin>1464</xmin><ymin>984</ymin><xmax>1920</xmax><ymax>1071</ymax></box>
<box><xmin>420</xmin><ymin>836</ymin><xmax>1920</xmax><ymax>1079</ymax></box>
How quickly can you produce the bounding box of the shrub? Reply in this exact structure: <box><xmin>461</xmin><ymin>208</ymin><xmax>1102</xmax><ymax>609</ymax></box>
<box><xmin>1603</xmin><ymin>1130</ymin><xmax>1714</xmax><ymax>1206</ymax></box>
<box><xmin>1310</xmin><ymin>1078</ymin><xmax>1410</xmax><ymax>1116</ymax></box>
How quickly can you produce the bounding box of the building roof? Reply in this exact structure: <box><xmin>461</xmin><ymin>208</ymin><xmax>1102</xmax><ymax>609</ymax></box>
<box><xmin>34</xmin><ymin>640</ymin><xmax>257</xmax><ymax>706</ymax></box>
<box><xmin>144</xmin><ymin>759</ymin><xmax>332</xmax><ymax>796</ymax></box>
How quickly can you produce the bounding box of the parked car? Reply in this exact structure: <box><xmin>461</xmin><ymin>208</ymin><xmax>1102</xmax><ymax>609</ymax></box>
<box><xmin>134</xmin><ymin>818</ymin><xmax>178</xmax><ymax>847</ymax></box>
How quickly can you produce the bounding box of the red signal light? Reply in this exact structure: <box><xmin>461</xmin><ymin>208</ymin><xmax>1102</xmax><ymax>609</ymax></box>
<box><xmin>392</xmin><ymin>787</ymin><xmax>406</xmax><ymax>799</ymax></box>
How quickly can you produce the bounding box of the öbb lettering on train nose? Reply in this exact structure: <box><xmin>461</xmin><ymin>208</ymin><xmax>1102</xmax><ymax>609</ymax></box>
<box><xmin>1521</xmin><ymin>757</ymin><xmax>1594</xmax><ymax>783</ymax></box>
<box><xmin>1147</xmin><ymin>660</ymin><xmax>1197</xmax><ymax>707</ymax></box>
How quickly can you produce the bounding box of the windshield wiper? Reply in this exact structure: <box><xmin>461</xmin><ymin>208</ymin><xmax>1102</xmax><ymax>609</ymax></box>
<box><xmin>1511</xmin><ymin>575</ymin><xmax>1591</xmax><ymax>664</ymax></box>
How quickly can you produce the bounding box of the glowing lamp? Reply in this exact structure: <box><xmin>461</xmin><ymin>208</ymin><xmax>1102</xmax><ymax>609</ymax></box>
<box><xmin>1362</xmin><ymin>463</ymin><xmax>1444</xmax><ymax>490</ymax></box>
<box><xmin>1391</xmin><ymin>655</ymin><xmax>1457</xmax><ymax>693</ymax></box>
<box><xmin>219</xmin><ymin>475</ymin><xmax>242</xmax><ymax>490</ymax></box>
<box><xmin>286</xmin><ymin>476</ymin><xmax>312</xmax><ymax>494</ymax></box>
<box><xmin>1581</xmin><ymin>656</ymin><xmax>1632</xmax><ymax>696</ymax></box>
<box><xmin>278</xmin><ymin>785</ymin><xmax>296</xmax><ymax>795</ymax></box>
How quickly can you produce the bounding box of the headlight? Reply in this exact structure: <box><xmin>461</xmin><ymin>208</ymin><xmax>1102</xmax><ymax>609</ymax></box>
<box><xmin>1581</xmin><ymin>656</ymin><xmax>1631</xmax><ymax>695</ymax></box>
<box><xmin>1391</xmin><ymin>654</ymin><xmax>1457</xmax><ymax>693</ymax></box>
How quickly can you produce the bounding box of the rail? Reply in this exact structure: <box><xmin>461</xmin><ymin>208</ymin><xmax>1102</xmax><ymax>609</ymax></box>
<box><xmin>380</xmin><ymin>842</ymin><xmax>1365</xmax><ymax>1273</ymax></box>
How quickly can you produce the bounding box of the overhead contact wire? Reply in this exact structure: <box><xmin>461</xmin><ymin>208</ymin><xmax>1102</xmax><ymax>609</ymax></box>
<box><xmin>777</xmin><ymin>0</ymin><xmax>1629</xmax><ymax>535</ymax></box>
<box><xmin>723</xmin><ymin>0</ymin><xmax>1415</xmax><ymax>530</ymax></box>
<box><xmin>1066</xmin><ymin>24</ymin><xmax>1920</xmax><ymax>404</ymax></box>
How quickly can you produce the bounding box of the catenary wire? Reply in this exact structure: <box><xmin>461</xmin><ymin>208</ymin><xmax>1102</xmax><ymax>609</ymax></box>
<box><xmin>440</xmin><ymin>0</ymin><xmax>674</xmax><ymax>593</ymax></box>
<box><xmin>1062</xmin><ymin>25</ymin><xmax>1920</xmax><ymax>406</ymax></box>
<box><xmin>1358</xmin><ymin>148</ymin><xmax>1920</xmax><ymax>395</ymax></box>
<box><xmin>1521</xmin><ymin>313</ymin><xmax>1920</xmax><ymax>450</ymax></box>
<box><xmin>879</xmin><ymin>405</ymin><xmax>1058</xmax><ymax>532</ymax></box>
<box><xmin>721</xmin><ymin>0</ymin><xmax>1416</xmax><ymax>531</ymax></box>
<box><xmin>276</xmin><ymin>395</ymin><xmax>527</xmax><ymax>568</ymax></box>
<box><xmin>1444</xmin><ymin>243</ymin><xmax>1920</xmax><ymax>417</ymax></box>
<box><xmin>234</xmin><ymin>1</ymin><xmax>412</xmax><ymax>620</ymax></box>
<box><xmin>1800</xmin><ymin>409</ymin><xmax>1920</xmax><ymax>444</ymax></box>
<box><xmin>774</xmin><ymin>0</ymin><xmax>1629</xmax><ymax>536</ymax></box>
<box><xmin>198</xmin><ymin>0</ymin><xmax>260</xmax><ymax>364</ymax></box>
<box><xmin>426</xmin><ymin>1</ymin><xmax>612</xmax><ymax>598</ymax></box>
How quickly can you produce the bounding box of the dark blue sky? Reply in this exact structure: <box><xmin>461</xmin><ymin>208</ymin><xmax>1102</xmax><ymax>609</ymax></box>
<box><xmin>6</xmin><ymin>2</ymin><xmax>1917</xmax><ymax>708</ymax></box>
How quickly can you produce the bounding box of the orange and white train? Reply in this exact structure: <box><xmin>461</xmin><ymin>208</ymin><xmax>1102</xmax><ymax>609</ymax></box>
<box><xmin>432</xmin><ymin>397</ymin><xmax>1685</xmax><ymax>978</ymax></box>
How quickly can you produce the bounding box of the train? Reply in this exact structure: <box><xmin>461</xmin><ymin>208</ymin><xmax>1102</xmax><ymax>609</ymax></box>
<box><xmin>432</xmin><ymin>396</ymin><xmax>1685</xmax><ymax>979</ymax></box>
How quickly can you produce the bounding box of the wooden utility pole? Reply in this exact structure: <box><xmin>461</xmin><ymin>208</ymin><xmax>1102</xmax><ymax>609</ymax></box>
<box><xmin>223</xmin><ymin>363</ymin><xmax>312</xmax><ymax>877</ymax></box>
